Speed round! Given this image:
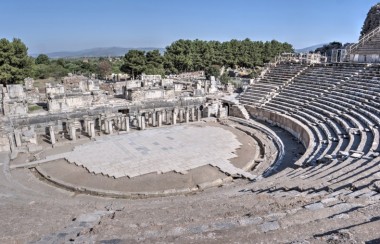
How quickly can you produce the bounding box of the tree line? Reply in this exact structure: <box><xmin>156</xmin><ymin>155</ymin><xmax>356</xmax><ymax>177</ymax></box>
<box><xmin>0</xmin><ymin>37</ymin><xmax>293</xmax><ymax>86</ymax></box>
<box><xmin>122</xmin><ymin>39</ymin><xmax>293</xmax><ymax>79</ymax></box>
<box><xmin>32</xmin><ymin>54</ymin><xmax>121</xmax><ymax>80</ymax></box>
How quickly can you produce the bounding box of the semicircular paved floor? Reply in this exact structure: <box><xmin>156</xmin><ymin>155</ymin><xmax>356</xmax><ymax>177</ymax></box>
<box><xmin>38</xmin><ymin>125</ymin><xmax>255</xmax><ymax>179</ymax></box>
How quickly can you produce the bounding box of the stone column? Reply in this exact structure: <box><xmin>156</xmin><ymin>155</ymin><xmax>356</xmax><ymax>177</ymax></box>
<box><xmin>141</xmin><ymin>116</ymin><xmax>146</xmax><ymax>130</ymax></box>
<box><xmin>117</xmin><ymin>114</ymin><xmax>122</xmax><ymax>130</ymax></box>
<box><xmin>120</xmin><ymin>116</ymin><xmax>125</xmax><ymax>131</ymax></box>
<box><xmin>166</xmin><ymin>110</ymin><xmax>170</xmax><ymax>125</ymax></box>
<box><xmin>185</xmin><ymin>109</ymin><xmax>189</xmax><ymax>123</ymax></box>
<box><xmin>108</xmin><ymin>120</ymin><xmax>113</xmax><ymax>134</ymax></box>
<box><xmin>126</xmin><ymin>116</ymin><xmax>130</xmax><ymax>132</ymax></box>
<box><xmin>197</xmin><ymin>108</ymin><xmax>201</xmax><ymax>122</ymax></box>
<box><xmin>90</xmin><ymin>122</ymin><xmax>95</xmax><ymax>139</ymax></box>
<box><xmin>87</xmin><ymin>120</ymin><xmax>92</xmax><ymax>134</ymax></box>
<box><xmin>14</xmin><ymin>130</ymin><xmax>22</xmax><ymax>147</ymax></box>
<box><xmin>191</xmin><ymin>107</ymin><xmax>195</xmax><ymax>121</ymax></box>
<box><xmin>152</xmin><ymin>112</ymin><xmax>157</xmax><ymax>127</ymax></box>
<box><xmin>138</xmin><ymin>115</ymin><xmax>142</xmax><ymax>129</ymax></box>
<box><xmin>83</xmin><ymin>120</ymin><xmax>88</xmax><ymax>133</ymax></box>
<box><xmin>172</xmin><ymin>110</ymin><xmax>177</xmax><ymax>125</ymax></box>
<box><xmin>88</xmin><ymin>122</ymin><xmax>92</xmax><ymax>138</ymax></box>
<box><xmin>163</xmin><ymin>110</ymin><xmax>167</xmax><ymax>123</ymax></box>
<box><xmin>49</xmin><ymin>126</ymin><xmax>56</xmax><ymax>145</ymax></box>
<box><xmin>96</xmin><ymin>116</ymin><xmax>101</xmax><ymax>129</ymax></box>
<box><xmin>115</xmin><ymin>117</ymin><xmax>119</xmax><ymax>131</ymax></box>
<box><xmin>101</xmin><ymin>116</ymin><xmax>105</xmax><ymax>131</ymax></box>
<box><xmin>157</xmin><ymin>111</ymin><xmax>162</xmax><ymax>127</ymax></box>
<box><xmin>103</xmin><ymin>119</ymin><xmax>110</xmax><ymax>134</ymax></box>
<box><xmin>148</xmin><ymin>114</ymin><xmax>153</xmax><ymax>126</ymax></box>
<box><xmin>179</xmin><ymin>109</ymin><xmax>184</xmax><ymax>122</ymax></box>
<box><xmin>70</xmin><ymin>125</ymin><xmax>76</xmax><ymax>141</ymax></box>
<box><xmin>8</xmin><ymin>134</ymin><xmax>16</xmax><ymax>152</ymax></box>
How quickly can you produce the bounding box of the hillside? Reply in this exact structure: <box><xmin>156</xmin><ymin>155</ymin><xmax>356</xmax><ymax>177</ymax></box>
<box><xmin>31</xmin><ymin>47</ymin><xmax>165</xmax><ymax>58</ymax></box>
<box><xmin>361</xmin><ymin>3</ymin><xmax>380</xmax><ymax>38</ymax></box>
<box><xmin>295</xmin><ymin>43</ymin><xmax>326</xmax><ymax>53</ymax></box>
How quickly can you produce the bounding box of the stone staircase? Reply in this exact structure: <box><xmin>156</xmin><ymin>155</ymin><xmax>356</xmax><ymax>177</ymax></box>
<box><xmin>346</xmin><ymin>25</ymin><xmax>380</xmax><ymax>62</ymax></box>
<box><xmin>67</xmin><ymin>183</ymin><xmax>380</xmax><ymax>243</ymax></box>
<box><xmin>239</xmin><ymin>63</ymin><xmax>309</xmax><ymax>107</ymax></box>
<box><xmin>230</xmin><ymin>105</ymin><xmax>250</xmax><ymax>120</ymax></box>
<box><xmin>347</xmin><ymin>25</ymin><xmax>380</xmax><ymax>55</ymax></box>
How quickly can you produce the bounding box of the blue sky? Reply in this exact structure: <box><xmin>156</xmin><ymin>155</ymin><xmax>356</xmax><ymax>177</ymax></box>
<box><xmin>1</xmin><ymin>0</ymin><xmax>378</xmax><ymax>54</ymax></box>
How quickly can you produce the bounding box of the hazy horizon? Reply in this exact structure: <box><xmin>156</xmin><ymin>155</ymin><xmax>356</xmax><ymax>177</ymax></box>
<box><xmin>1</xmin><ymin>0</ymin><xmax>378</xmax><ymax>54</ymax></box>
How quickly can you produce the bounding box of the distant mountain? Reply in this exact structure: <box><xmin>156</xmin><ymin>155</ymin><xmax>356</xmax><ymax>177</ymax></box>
<box><xmin>31</xmin><ymin>47</ymin><xmax>165</xmax><ymax>58</ymax></box>
<box><xmin>295</xmin><ymin>43</ymin><xmax>327</xmax><ymax>53</ymax></box>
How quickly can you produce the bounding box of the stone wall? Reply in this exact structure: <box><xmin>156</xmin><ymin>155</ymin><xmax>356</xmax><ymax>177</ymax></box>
<box><xmin>7</xmin><ymin>84</ymin><xmax>25</xmax><ymax>100</ymax></box>
<box><xmin>26</xmin><ymin>91</ymin><xmax>41</xmax><ymax>104</ymax></box>
<box><xmin>126</xmin><ymin>80</ymin><xmax>142</xmax><ymax>89</ymax></box>
<box><xmin>141</xmin><ymin>74</ymin><xmax>161</xmax><ymax>80</ymax></box>
<box><xmin>161</xmin><ymin>79</ymin><xmax>174</xmax><ymax>87</ymax></box>
<box><xmin>48</xmin><ymin>94</ymin><xmax>93</xmax><ymax>113</ymax></box>
<box><xmin>62</xmin><ymin>75</ymin><xmax>87</xmax><ymax>92</ymax></box>
<box><xmin>3</xmin><ymin>102</ymin><xmax>28</xmax><ymax>116</ymax></box>
<box><xmin>169</xmin><ymin>71</ymin><xmax>205</xmax><ymax>79</ymax></box>
<box><xmin>3</xmin><ymin>84</ymin><xmax>28</xmax><ymax>116</ymax></box>
<box><xmin>245</xmin><ymin>106</ymin><xmax>315</xmax><ymax>166</ymax></box>
<box><xmin>0</xmin><ymin>135</ymin><xmax>10</xmax><ymax>152</ymax></box>
<box><xmin>229</xmin><ymin>105</ymin><xmax>249</xmax><ymax>119</ymax></box>
<box><xmin>174</xmin><ymin>84</ymin><xmax>183</xmax><ymax>92</ymax></box>
<box><xmin>128</xmin><ymin>88</ymin><xmax>175</xmax><ymax>101</ymax></box>
<box><xmin>111</xmin><ymin>81</ymin><xmax>125</xmax><ymax>95</ymax></box>
<box><xmin>350</xmin><ymin>54</ymin><xmax>380</xmax><ymax>63</ymax></box>
<box><xmin>165</xmin><ymin>89</ymin><xmax>175</xmax><ymax>99</ymax></box>
<box><xmin>24</xmin><ymin>77</ymin><xmax>34</xmax><ymax>91</ymax></box>
<box><xmin>46</xmin><ymin>84</ymin><xmax>65</xmax><ymax>95</ymax></box>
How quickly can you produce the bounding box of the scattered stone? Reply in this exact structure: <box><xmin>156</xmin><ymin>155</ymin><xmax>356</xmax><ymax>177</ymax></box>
<box><xmin>167</xmin><ymin>227</ymin><xmax>186</xmax><ymax>236</ymax></box>
<box><xmin>332</xmin><ymin>213</ymin><xmax>350</xmax><ymax>219</ymax></box>
<box><xmin>372</xmin><ymin>181</ymin><xmax>380</xmax><ymax>192</ymax></box>
<box><xmin>259</xmin><ymin>221</ymin><xmax>280</xmax><ymax>232</ymax></box>
<box><xmin>350</xmin><ymin>152</ymin><xmax>363</xmax><ymax>158</ymax></box>
<box><xmin>304</xmin><ymin>202</ymin><xmax>324</xmax><ymax>210</ymax></box>
<box><xmin>323</xmin><ymin>229</ymin><xmax>357</xmax><ymax>244</ymax></box>
<box><xmin>333</xmin><ymin>203</ymin><xmax>362</xmax><ymax>211</ymax></box>
<box><xmin>264</xmin><ymin>212</ymin><xmax>287</xmax><ymax>221</ymax></box>
<box><xmin>290</xmin><ymin>241</ymin><xmax>311</xmax><ymax>244</ymax></box>
<box><xmin>286</xmin><ymin>207</ymin><xmax>302</xmax><ymax>215</ymax></box>
<box><xmin>321</xmin><ymin>198</ymin><xmax>338</xmax><ymax>204</ymax></box>
<box><xmin>34</xmin><ymin>210</ymin><xmax>114</xmax><ymax>243</ymax></box>
<box><xmin>238</xmin><ymin>217</ymin><xmax>263</xmax><ymax>226</ymax></box>
<box><xmin>105</xmin><ymin>203</ymin><xmax>125</xmax><ymax>211</ymax></box>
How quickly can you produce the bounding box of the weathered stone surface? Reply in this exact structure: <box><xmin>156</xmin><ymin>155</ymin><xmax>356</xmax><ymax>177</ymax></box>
<box><xmin>304</xmin><ymin>202</ymin><xmax>324</xmax><ymax>210</ymax></box>
<box><xmin>259</xmin><ymin>221</ymin><xmax>280</xmax><ymax>232</ymax></box>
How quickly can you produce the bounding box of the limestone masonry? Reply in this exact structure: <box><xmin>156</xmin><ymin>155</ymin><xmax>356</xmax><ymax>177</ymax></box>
<box><xmin>2</xmin><ymin>28</ymin><xmax>380</xmax><ymax>243</ymax></box>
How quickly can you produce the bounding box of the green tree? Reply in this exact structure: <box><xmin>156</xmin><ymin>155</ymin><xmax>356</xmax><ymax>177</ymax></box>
<box><xmin>144</xmin><ymin>50</ymin><xmax>165</xmax><ymax>75</ymax></box>
<box><xmin>220</xmin><ymin>73</ymin><xmax>231</xmax><ymax>85</ymax></box>
<box><xmin>35</xmin><ymin>54</ymin><xmax>50</xmax><ymax>65</ymax></box>
<box><xmin>120</xmin><ymin>50</ymin><xmax>146</xmax><ymax>79</ymax></box>
<box><xmin>0</xmin><ymin>38</ymin><xmax>32</xmax><ymax>85</ymax></box>
<box><xmin>122</xmin><ymin>38</ymin><xmax>294</xmax><ymax>74</ymax></box>
<box><xmin>314</xmin><ymin>42</ymin><xmax>342</xmax><ymax>56</ymax></box>
<box><xmin>146</xmin><ymin>50</ymin><xmax>164</xmax><ymax>65</ymax></box>
<box><xmin>205</xmin><ymin>65</ymin><xmax>221</xmax><ymax>79</ymax></box>
<box><xmin>32</xmin><ymin>64</ymin><xmax>50</xmax><ymax>79</ymax></box>
<box><xmin>361</xmin><ymin>3</ymin><xmax>380</xmax><ymax>38</ymax></box>
<box><xmin>97</xmin><ymin>60</ymin><xmax>112</xmax><ymax>78</ymax></box>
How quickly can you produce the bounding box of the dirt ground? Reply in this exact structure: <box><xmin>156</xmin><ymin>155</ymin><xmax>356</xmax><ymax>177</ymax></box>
<box><xmin>1</xmin><ymin>122</ymin><xmax>379</xmax><ymax>243</ymax></box>
<box><xmin>13</xmin><ymin>122</ymin><xmax>258</xmax><ymax>194</ymax></box>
